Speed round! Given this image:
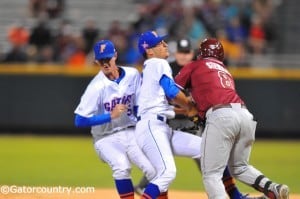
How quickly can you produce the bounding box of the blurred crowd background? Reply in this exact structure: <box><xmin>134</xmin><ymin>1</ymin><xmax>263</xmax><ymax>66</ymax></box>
<box><xmin>0</xmin><ymin>0</ymin><xmax>299</xmax><ymax>137</ymax></box>
<box><xmin>0</xmin><ymin>0</ymin><xmax>298</xmax><ymax>68</ymax></box>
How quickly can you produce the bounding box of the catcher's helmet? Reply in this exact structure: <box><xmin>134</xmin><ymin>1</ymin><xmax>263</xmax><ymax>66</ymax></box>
<box><xmin>199</xmin><ymin>38</ymin><xmax>224</xmax><ymax>61</ymax></box>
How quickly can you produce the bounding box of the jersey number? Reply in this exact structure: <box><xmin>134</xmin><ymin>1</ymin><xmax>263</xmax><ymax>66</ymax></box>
<box><xmin>218</xmin><ymin>71</ymin><xmax>234</xmax><ymax>89</ymax></box>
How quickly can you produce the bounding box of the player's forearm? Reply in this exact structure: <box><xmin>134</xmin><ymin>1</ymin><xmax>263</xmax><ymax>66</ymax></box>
<box><xmin>159</xmin><ymin>75</ymin><xmax>196</xmax><ymax>115</ymax></box>
<box><xmin>171</xmin><ymin>91</ymin><xmax>190</xmax><ymax>110</ymax></box>
<box><xmin>74</xmin><ymin>114</ymin><xmax>111</xmax><ymax>127</ymax></box>
<box><xmin>171</xmin><ymin>92</ymin><xmax>198</xmax><ymax>117</ymax></box>
<box><xmin>174</xmin><ymin>106</ymin><xmax>187</xmax><ymax>115</ymax></box>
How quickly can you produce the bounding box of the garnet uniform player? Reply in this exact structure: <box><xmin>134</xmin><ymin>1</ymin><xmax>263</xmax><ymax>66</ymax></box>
<box><xmin>175</xmin><ymin>38</ymin><xmax>289</xmax><ymax>199</ymax></box>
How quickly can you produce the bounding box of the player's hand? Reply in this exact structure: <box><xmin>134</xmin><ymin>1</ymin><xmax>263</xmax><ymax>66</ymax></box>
<box><xmin>111</xmin><ymin>104</ymin><xmax>128</xmax><ymax>119</ymax></box>
<box><xmin>174</xmin><ymin>107</ymin><xmax>187</xmax><ymax>115</ymax></box>
<box><xmin>186</xmin><ymin>105</ymin><xmax>198</xmax><ymax>118</ymax></box>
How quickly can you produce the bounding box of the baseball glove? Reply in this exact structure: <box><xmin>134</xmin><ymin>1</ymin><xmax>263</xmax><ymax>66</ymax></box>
<box><xmin>188</xmin><ymin>115</ymin><xmax>205</xmax><ymax>127</ymax></box>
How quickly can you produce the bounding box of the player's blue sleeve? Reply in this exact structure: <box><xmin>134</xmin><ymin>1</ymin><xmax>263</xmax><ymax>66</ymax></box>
<box><xmin>74</xmin><ymin>113</ymin><xmax>111</xmax><ymax>127</ymax></box>
<box><xmin>159</xmin><ymin>74</ymin><xmax>180</xmax><ymax>99</ymax></box>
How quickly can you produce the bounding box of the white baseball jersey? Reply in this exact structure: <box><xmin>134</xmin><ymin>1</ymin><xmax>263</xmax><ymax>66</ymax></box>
<box><xmin>137</xmin><ymin>58</ymin><xmax>175</xmax><ymax>119</ymax></box>
<box><xmin>135</xmin><ymin>57</ymin><xmax>202</xmax><ymax>192</ymax></box>
<box><xmin>74</xmin><ymin>66</ymin><xmax>141</xmax><ymax>141</ymax></box>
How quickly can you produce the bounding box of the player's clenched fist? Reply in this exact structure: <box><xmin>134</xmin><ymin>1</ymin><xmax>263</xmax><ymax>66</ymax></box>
<box><xmin>111</xmin><ymin>104</ymin><xmax>128</xmax><ymax>119</ymax></box>
<box><xmin>173</xmin><ymin>104</ymin><xmax>198</xmax><ymax>117</ymax></box>
<box><xmin>186</xmin><ymin>104</ymin><xmax>198</xmax><ymax>118</ymax></box>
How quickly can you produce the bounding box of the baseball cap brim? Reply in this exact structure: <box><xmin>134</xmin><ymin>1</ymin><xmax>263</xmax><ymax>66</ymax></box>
<box><xmin>96</xmin><ymin>53</ymin><xmax>115</xmax><ymax>60</ymax></box>
<box><xmin>150</xmin><ymin>35</ymin><xmax>167</xmax><ymax>48</ymax></box>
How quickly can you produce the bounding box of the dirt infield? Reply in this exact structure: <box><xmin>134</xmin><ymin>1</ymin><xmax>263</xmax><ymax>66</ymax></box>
<box><xmin>1</xmin><ymin>189</ymin><xmax>300</xmax><ymax>199</ymax></box>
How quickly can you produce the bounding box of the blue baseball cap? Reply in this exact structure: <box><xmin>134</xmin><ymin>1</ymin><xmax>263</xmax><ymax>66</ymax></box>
<box><xmin>93</xmin><ymin>40</ymin><xmax>116</xmax><ymax>60</ymax></box>
<box><xmin>138</xmin><ymin>31</ymin><xmax>167</xmax><ymax>54</ymax></box>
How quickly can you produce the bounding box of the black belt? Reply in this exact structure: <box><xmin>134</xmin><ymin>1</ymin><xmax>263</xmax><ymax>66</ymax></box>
<box><xmin>137</xmin><ymin>115</ymin><xmax>169</xmax><ymax>123</ymax></box>
<box><xmin>211</xmin><ymin>104</ymin><xmax>247</xmax><ymax>112</ymax></box>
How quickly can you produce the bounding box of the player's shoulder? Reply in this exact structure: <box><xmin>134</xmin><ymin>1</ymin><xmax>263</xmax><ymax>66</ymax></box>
<box><xmin>121</xmin><ymin>66</ymin><xmax>139</xmax><ymax>73</ymax></box>
<box><xmin>202</xmin><ymin>58</ymin><xmax>228</xmax><ymax>71</ymax></box>
<box><xmin>121</xmin><ymin>66</ymin><xmax>140</xmax><ymax>76</ymax></box>
<box><xmin>148</xmin><ymin>58</ymin><xmax>168</xmax><ymax>65</ymax></box>
<box><xmin>145</xmin><ymin>58</ymin><xmax>169</xmax><ymax>70</ymax></box>
<box><xmin>201</xmin><ymin>57</ymin><xmax>224</xmax><ymax>66</ymax></box>
<box><xmin>87</xmin><ymin>71</ymin><xmax>106</xmax><ymax>90</ymax></box>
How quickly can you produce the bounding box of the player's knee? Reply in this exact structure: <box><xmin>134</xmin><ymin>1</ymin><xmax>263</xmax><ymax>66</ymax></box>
<box><xmin>112</xmin><ymin>168</ymin><xmax>131</xmax><ymax>179</ymax></box>
<box><xmin>144</xmin><ymin>167</ymin><xmax>156</xmax><ymax>181</ymax></box>
<box><xmin>162</xmin><ymin>167</ymin><xmax>177</xmax><ymax>183</ymax></box>
<box><xmin>228</xmin><ymin>165</ymin><xmax>247</xmax><ymax>178</ymax></box>
<box><xmin>155</xmin><ymin>168</ymin><xmax>176</xmax><ymax>192</ymax></box>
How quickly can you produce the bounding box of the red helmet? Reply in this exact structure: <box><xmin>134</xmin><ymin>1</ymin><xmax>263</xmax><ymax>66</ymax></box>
<box><xmin>199</xmin><ymin>38</ymin><xmax>224</xmax><ymax>61</ymax></box>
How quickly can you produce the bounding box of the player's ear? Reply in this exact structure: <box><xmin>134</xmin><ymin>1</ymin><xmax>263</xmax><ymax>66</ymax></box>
<box><xmin>113</xmin><ymin>52</ymin><xmax>118</xmax><ymax>59</ymax></box>
<box><xmin>145</xmin><ymin>48</ymin><xmax>153</xmax><ymax>57</ymax></box>
<box><xmin>94</xmin><ymin>60</ymin><xmax>100</xmax><ymax>66</ymax></box>
<box><xmin>110</xmin><ymin>52</ymin><xmax>118</xmax><ymax>62</ymax></box>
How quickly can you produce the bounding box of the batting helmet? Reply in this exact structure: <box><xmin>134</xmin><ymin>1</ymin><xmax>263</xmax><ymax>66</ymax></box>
<box><xmin>199</xmin><ymin>38</ymin><xmax>224</xmax><ymax>61</ymax></box>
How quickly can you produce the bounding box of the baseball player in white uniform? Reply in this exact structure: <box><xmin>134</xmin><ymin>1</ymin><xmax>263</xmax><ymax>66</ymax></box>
<box><xmin>74</xmin><ymin>40</ymin><xmax>155</xmax><ymax>199</ymax></box>
<box><xmin>135</xmin><ymin>30</ymin><xmax>203</xmax><ymax>199</ymax></box>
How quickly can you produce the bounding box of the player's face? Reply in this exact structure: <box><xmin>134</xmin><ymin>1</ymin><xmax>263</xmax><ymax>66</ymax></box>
<box><xmin>95</xmin><ymin>56</ymin><xmax>118</xmax><ymax>76</ymax></box>
<box><xmin>175</xmin><ymin>51</ymin><xmax>194</xmax><ymax>67</ymax></box>
<box><xmin>151</xmin><ymin>40</ymin><xmax>169</xmax><ymax>59</ymax></box>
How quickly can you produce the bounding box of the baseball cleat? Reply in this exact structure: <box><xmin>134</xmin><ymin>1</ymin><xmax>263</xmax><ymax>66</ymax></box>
<box><xmin>267</xmin><ymin>184</ymin><xmax>289</xmax><ymax>199</ymax></box>
<box><xmin>274</xmin><ymin>184</ymin><xmax>289</xmax><ymax>199</ymax></box>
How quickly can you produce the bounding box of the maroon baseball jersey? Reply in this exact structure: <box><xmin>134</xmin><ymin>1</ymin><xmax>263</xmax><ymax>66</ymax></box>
<box><xmin>175</xmin><ymin>57</ymin><xmax>244</xmax><ymax>119</ymax></box>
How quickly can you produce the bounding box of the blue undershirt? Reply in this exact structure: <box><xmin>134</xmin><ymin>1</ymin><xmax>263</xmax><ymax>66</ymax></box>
<box><xmin>159</xmin><ymin>74</ymin><xmax>180</xmax><ymax>99</ymax></box>
<box><xmin>75</xmin><ymin>114</ymin><xmax>111</xmax><ymax>127</ymax></box>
